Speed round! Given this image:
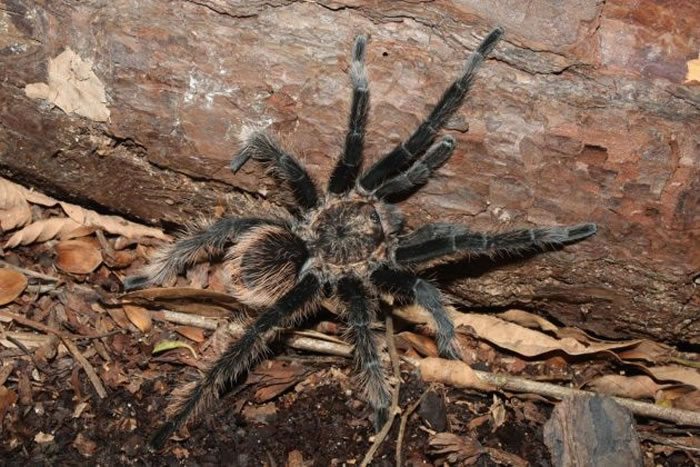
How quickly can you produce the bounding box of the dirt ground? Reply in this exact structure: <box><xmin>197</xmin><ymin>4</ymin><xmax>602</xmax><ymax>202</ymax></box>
<box><xmin>1</xmin><ymin>207</ymin><xmax>699</xmax><ymax>466</ymax></box>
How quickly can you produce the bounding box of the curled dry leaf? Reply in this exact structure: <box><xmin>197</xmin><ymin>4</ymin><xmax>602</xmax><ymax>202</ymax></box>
<box><xmin>670</xmin><ymin>390</ymin><xmax>700</xmax><ymax>411</ymax></box>
<box><xmin>419</xmin><ymin>358</ymin><xmax>495</xmax><ymax>392</ymax></box>
<box><xmin>395</xmin><ymin>305</ymin><xmax>640</xmax><ymax>359</ymax></box>
<box><xmin>4</xmin><ymin>217</ymin><xmax>90</xmax><ymax>248</ymax></box>
<box><xmin>0</xmin><ymin>178</ymin><xmax>32</xmax><ymax>231</ymax></box>
<box><xmin>0</xmin><ymin>176</ymin><xmax>59</xmax><ymax>208</ymax></box>
<box><xmin>643</xmin><ymin>365</ymin><xmax>700</xmax><ymax>390</ymax></box>
<box><xmin>59</xmin><ymin>202</ymin><xmax>168</xmax><ymax>240</ymax></box>
<box><xmin>175</xmin><ymin>326</ymin><xmax>206</xmax><ymax>343</ymax></box>
<box><xmin>55</xmin><ymin>239</ymin><xmax>103</xmax><ymax>274</ymax></box>
<box><xmin>617</xmin><ymin>340</ymin><xmax>675</xmax><ymax>363</ymax></box>
<box><xmin>123</xmin><ymin>305</ymin><xmax>152</xmax><ymax>333</ymax></box>
<box><xmin>586</xmin><ymin>374</ymin><xmax>675</xmax><ymax>400</ymax></box>
<box><xmin>397</xmin><ymin>331</ymin><xmax>439</xmax><ymax>357</ymax></box>
<box><xmin>122</xmin><ymin>287</ymin><xmax>240</xmax><ymax>317</ymax></box>
<box><xmin>0</xmin><ymin>269</ymin><xmax>28</xmax><ymax>305</ymax></box>
<box><xmin>497</xmin><ymin>309</ymin><xmax>558</xmax><ymax>332</ymax></box>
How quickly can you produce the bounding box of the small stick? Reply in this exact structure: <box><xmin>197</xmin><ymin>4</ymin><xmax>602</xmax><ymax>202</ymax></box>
<box><xmin>151</xmin><ymin>309</ymin><xmax>355</xmax><ymax>357</ymax></box>
<box><xmin>416</xmin><ymin>357</ymin><xmax>700</xmax><ymax>427</ymax></box>
<box><xmin>0</xmin><ymin>260</ymin><xmax>60</xmax><ymax>282</ymax></box>
<box><xmin>0</xmin><ymin>311</ymin><xmax>73</xmax><ymax>339</ymax></box>
<box><xmin>151</xmin><ymin>310</ymin><xmax>222</xmax><ymax>331</ymax></box>
<box><xmin>0</xmin><ymin>311</ymin><xmax>125</xmax><ymax>341</ymax></box>
<box><xmin>60</xmin><ymin>337</ymin><xmax>107</xmax><ymax>399</ymax></box>
<box><xmin>284</xmin><ymin>335</ymin><xmax>352</xmax><ymax>358</ymax></box>
<box><xmin>360</xmin><ymin>315</ymin><xmax>401</xmax><ymax>467</ymax></box>
<box><xmin>4</xmin><ymin>335</ymin><xmax>51</xmax><ymax>374</ymax></box>
<box><xmin>396</xmin><ymin>386</ymin><xmax>431</xmax><ymax>467</ymax></box>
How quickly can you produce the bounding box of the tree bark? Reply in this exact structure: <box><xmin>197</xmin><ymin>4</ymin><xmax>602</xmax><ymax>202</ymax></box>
<box><xmin>0</xmin><ymin>0</ymin><xmax>698</xmax><ymax>343</ymax></box>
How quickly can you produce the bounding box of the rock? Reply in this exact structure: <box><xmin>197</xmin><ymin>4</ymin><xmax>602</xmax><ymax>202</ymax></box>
<box><xmin>543</xmin><ymin>394</ymin><xmax>643</xmax><ymax>467</ymax></box>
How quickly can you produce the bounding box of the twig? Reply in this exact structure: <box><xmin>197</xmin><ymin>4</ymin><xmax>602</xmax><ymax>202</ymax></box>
<box><xmin>0</xmin><ymin>260</ymin><xmax>60</xmax><ymax>282</ymax></box>
<box><xmin>416</xmin><ymin>357</ymin><xmax>700</xmax><ymax>427</ymax></box>
<box><xmin>151</xmin><ymin>309</ymin><xmax>222</xmax><ymax>330</ymax></box>
<box><xmin>25</xmin><ymin>283</ymin><xmax>60</xmax><ymax>295</ymax></box>
<box><xmin>396</xmin><ymin>386</ymin><xmax>431</xmax><ymax>467</ymax></box>
<box><xmin>284</xmin><ymin>335</ymin><xmax>352</xmax><ymax>358</ymax></box>
<box><xmin>151</xmin><ymin>309</ymin><xmax>355</xmax><ymax>357</ymax></box>
<box><xmin>4</xmin><ymin>334</ymin><xmax>51</xmax><ymax>374</ymax></box>
<box><xmin>639</xmin><ymin>433</ymin><xmax>700</xmax><ymax>453</ymax></box>
<box><xmin>0</xmin><ymin>311</ymin><xmax>125</xmax><ymax>341</ymax></box>
<box><xmin>0</xmin><ymin>310</ymin><xmax>73</xmax><ymax>339</ymax></box>
<box><xmin>60</xmin><ymin>337</ymin><xmax>107</xmax><ymax>399</ymax></box>
<box><xmin>361</xmin><ymin>315</ymin><xmax>401</xmax><ymax>467</ymax></box>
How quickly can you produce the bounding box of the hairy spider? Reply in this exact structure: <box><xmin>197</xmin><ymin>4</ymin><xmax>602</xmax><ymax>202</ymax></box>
<box><xmin>124</xmin><ymin>27</ymin><xmax>597</xmax><ymax>448</ymax></box>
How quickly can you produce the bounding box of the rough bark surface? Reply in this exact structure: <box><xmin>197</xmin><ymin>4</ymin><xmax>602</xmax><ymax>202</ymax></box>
<box><xmin>0</xmin><ymin>1</ymin><xmax>698</xmax><ymax>343</ymax></box>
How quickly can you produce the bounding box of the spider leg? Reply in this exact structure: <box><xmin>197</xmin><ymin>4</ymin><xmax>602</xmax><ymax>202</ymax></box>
<box><xmin>123</xmin><ymin>217</ymin><xmax>281</xmax><ymax>290</ymax></box>
<box><xmin>370</xmin><ymin>267</ymin><xmax>461</xmax><ymax>359</ymax></box>
<box><xmin>151</xmin><ymin>273</ymin><xmax>321</xmax><ymax>448</ymax></box>
<box><xmin>359</xmin><ymin>27</ymin><xmax>503</xmax><ymax>191</ymax></box>
<box><xmin>328</xmin><ymin>34</ymin><xmax>370</xmax><ymax>195</ymax></box>
<box><xmin>230</xmin><ymin>131</ymin><xmax>319</xmax><ymax>210</ymax></box>
<box><xmin>373</xmin><ymin>135</ymin><xmax>455</xmax><ymax>199</ymax></box>
<box><xmin>337</xmin><ymin>276</ymin><xmax>392</xmax><ymax>430</ymax></box>
<box><xmin>393</xmin><ymin>223</ymin><xmax>597</xmax><ymax>265</ymax></box>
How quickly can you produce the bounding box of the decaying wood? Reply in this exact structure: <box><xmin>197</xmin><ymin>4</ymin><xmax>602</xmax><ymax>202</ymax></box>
<box><xmin>0</xmin><ymin>1</ymin><xmax>698</xmax><ymax>343</ymax></box>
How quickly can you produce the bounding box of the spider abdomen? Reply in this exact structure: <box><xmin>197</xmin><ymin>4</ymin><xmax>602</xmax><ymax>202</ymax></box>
<box><xmin>225</xmin><ymin>225</ymin><xmax>308</xmax><ymax>307</ymax></box>
<box><xmin>310</xmin><ymin>201</ymin><xmax>384</xmax><ymax>264</ymax></box>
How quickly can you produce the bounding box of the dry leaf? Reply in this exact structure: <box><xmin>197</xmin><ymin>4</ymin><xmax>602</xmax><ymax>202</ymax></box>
<box><xmin>397</xmin><ymin>331</ymin><xmax>439</xmax><ymax>357</ymax></box>
<box><xmin>643</xmin><ymin>365</ymin><xmax>700</xmax><ymax>390</ymax></box>
<box><xmin>497</xmin><ymin>309</ymin><xmax>558</xmax><ymax>332</ymax></box>
<box><xmin>4</xmin><ymin>217</ymin><xmax>89</xmax><ymax>248</ymax></box>
<box><xmin>0</xmin><ymin>386</ymin><xmax>18</xmax><ymax>422</ymax></box>
<box><xmin>122</xmin><ymin>287</ymin><xmax>240</xmax><ymax>317</ymax></box>
<box><xmin>429</xmin><ymin>432</ymin><xmax>483</xmax><ymax>464</ymax></box>
<box><xmin>419</xmin><ymin>358</ymin><xmax>495</xmax><ymax>391</ymax></box>
<box><xmin>34</xmin><ymin>431</ymin><xmax>55</xmax><ymax>444</ymax></box>
<box><xmin>105</xmin><ymin>307</ymin><xmax>135</xmax><ymax>331</ymax></box>
<box><xmin>396</xmin><ymin>305</ymin><xmax>640</xmax><ymax>359</ymax></box>
<box><xmin>59</xmin><ymin>202</ymin><xmax>167</xmax><ymax>240</ymax></box>
<box><xmin>489</xmin><ymin>397</ymin><xmax>507</xmax><ymax>432</ymax></box>
<box><xmin>617</xmin><ymin>340</ymin><xmax>675</xmax><ymax>363</ymax></box>
<box><xmin>247</xmin><ymin>361</ymin><xmax>310</xmax><ymax>402</ymax></box>
<box><xmin>72</xmin><ymin>432</ymin><xmax>97</xmax><ymax>457</ymax></box>
<box><xmin>670</xmin><ymin>390</ymin><xmax>700</xmax><ymax>411</ymax></box>
<box><xmin>586</xmin><ymin>374</ymin><xmax>671</xmax><ymax>400</ymax></box>
<box><xmin>0</xmin><ymin>178</ymin><xmax>32</xmax><ymax>231</ymax></box>
<box><xmin>175</xmin><ymin>326</ymin><xmax>206</xmax><ymax>343</ymax></box>
<box><xmin>123</xmin><ymin>305</ymin><xmax>152</xmax><ymax>333</ymax></box>
<box><xmin>0</xmin><ymin>269</ymin><xmax>28</xmax><ymax>305</ymax></box>
<box><xmin>25</xmin><ymin>48</ymin><xmax>110</xmax><ymax>122</ymax></box>
<box><xmin>55</xmin><ymin>239</ymin><xmax>103</xmax><ymax>274</ymax></box>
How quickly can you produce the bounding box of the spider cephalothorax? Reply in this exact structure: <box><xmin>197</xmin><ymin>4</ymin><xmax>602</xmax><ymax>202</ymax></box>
<box><xmin>124</xmin><ymin>27</ymin><xmax>597</xmax><ymax>448</ymax></box>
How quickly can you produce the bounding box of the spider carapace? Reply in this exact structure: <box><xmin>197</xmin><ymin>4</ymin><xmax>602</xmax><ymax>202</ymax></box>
<box><xmin>306</xmin><ymin>198</ymin><xmax>389</xmax><ymax>264</ymax></box>
<box><xmin>124</xmin><ymin>26</ymin><xmax>597</xmax><ymax>448</ymax></box>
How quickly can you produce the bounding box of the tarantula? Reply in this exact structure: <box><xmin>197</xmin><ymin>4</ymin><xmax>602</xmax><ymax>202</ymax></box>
<box><xmin>124</xmin><ymin>27</ymin><xmax>596</xmax><ymax>447</ymax></box>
